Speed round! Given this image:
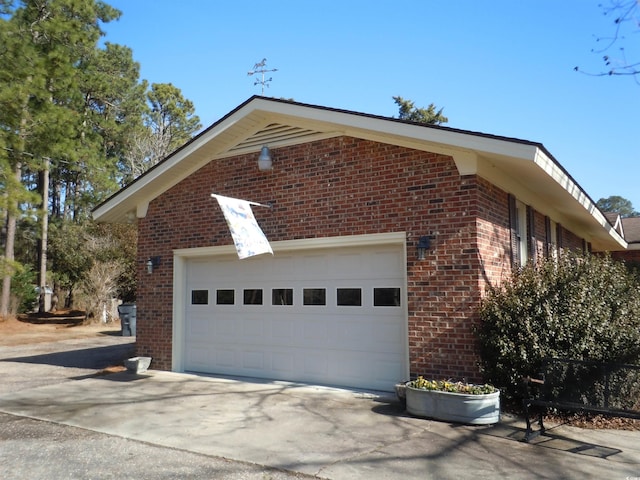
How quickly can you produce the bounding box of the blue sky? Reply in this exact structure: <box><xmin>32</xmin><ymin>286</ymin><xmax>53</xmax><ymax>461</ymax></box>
<box><xmin>103</xmin><ymin>0</ymin><xmax>639</xmax><ymax>211</ymax></box>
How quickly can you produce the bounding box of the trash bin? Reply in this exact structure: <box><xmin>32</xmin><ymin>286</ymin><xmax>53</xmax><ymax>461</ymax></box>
<box><xmin>118</xmin><ymin>303</ymin><xmax>137</xmax><ymax>337</ymax></box>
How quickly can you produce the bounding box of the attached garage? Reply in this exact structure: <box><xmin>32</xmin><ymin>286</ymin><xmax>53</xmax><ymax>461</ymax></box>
<box><xmin>172</xmin><ymin>234</ymin><xmax>409</xmax><ymax>392</ymax></box>
<box><xmin>93</xmin><ymin>97</ymin><xmax>626</xmax><ymax>389</ymax></box>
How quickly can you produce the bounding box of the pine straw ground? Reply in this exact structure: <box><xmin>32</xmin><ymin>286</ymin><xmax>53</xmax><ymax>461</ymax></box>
<box><xmin>543</xmin><ymin>411</ymin><xmax>640</xmax><ymax>431</ymax></box>
<box><xmin>0</xmin><ymin>311</ymin><xmax>120</xmax><ymax>346</ymax></box>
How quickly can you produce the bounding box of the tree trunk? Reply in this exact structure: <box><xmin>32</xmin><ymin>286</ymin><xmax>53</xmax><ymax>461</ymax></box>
<box><xmin>1</xmin><ymin>81</ymin><xmax>31</xmax><ymax>318</ymax></box>
<box><xmin>0</xmin><ymin>162</ymin><xmax>22</xmax><ymax>318</ymax></box>
<box><xmin>38</xmin><ymin>157</ymin><xmax>50</xmax><ymax>313</ymax></box>
<box><xmin>51</xmin><ymin>173</ymin><xmax>61</xmax><ymax>218</ymax></box>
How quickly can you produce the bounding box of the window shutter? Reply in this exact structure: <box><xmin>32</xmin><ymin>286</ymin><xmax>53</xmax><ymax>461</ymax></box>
<box><xmin>556</xmin><ymin>223</ymin><xmax>563</xmax><ymax>250</ymax></box>
<box><xmin>544</xmin><ymin>216</ymin><xmax>552</xmax><ymax>257</ymax></box>
<box><xmin>527</xmin><ymin>206</ymin><xmax>536</xmax><ymax>264</ymax></box>
<box><xmin>508</xmin><ymin>194</ymin><xmax>520</xmax><ymax>267</ymax></box>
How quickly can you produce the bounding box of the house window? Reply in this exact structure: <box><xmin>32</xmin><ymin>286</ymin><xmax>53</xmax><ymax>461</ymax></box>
<box><xmin>509</xmin><ymin>194</ymin><xmax>529</xmax><ymax>267</ymax></box>
<box><xmin>374</xmin><ymin>288</ymin><xmax>401</xmax><ymax>307</ymax></box>
<box><xmin>337</xmin><ymin>288</ymin><xmax>362</xmax><ymax>306</ymax></box>
<box><xmin>216</xmin><ymin>289</ymin><xmax>235</xmax><ymax>305</ymax></box>
<box><xmin>303</xmin><ymin>288</ymin><xmax>326</xmax><ymax>306</ymax></box>
<box><xmin>243</xmin><ymin>289</ymin><xmax>263</xmax><ymax>305</ymax></box>
<box><xmin>272</xmin><ymin>288</ymin><xmax>293</xmax><ymax>306</ymax></box>
<box><xmin>191</xmin><ymin>290</ymin><xmax>208</xmax><ymax>305</ymax></box>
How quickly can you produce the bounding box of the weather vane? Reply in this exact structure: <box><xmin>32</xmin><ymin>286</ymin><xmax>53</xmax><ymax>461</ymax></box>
<box><xmin>247</xmin><ymin>58</ymin><xmax>277</xmax><ymax>95</ymax></box>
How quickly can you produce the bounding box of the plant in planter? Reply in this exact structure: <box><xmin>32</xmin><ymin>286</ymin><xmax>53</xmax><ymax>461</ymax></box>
<box><xmin>405</xmin><ymin>376</ymin><xmax>500</xmax><ymax>425</ymax></box>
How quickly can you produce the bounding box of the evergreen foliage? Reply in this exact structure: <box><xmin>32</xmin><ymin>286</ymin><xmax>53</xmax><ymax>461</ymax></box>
<box><xmin>596</xmin><ymin>195</ymin><xmax>639</xmax><ymax>217</ymax></box>
<box><xmin>11</xmin><ymin>265</ymin><xmax>37</xmax><ymax>313</ymax></box>
<box><xmin>0</xmin><ymin>1</ymin><xmax>201</xmax><ymax>315</ymax></box>
<box><xmin>393</xmin><ymin>95</ymin><xmax>448</xmax><ymax>125</ymax></box>
<box><xmin>477</xmin><ymin>252</ymin><xmax>640</xmax><ymax>400</ymax></box>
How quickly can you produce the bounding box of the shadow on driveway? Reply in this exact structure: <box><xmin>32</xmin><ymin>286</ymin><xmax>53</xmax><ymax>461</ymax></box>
<box><xmin>371</xmin><ymin>398</ymin><xmax>624</xmax><ymax>461</ymax></box>
<box><xmin>0</xmin><ymin>343</ymin><xmax>135</xmax><ymax>370</ymax></box>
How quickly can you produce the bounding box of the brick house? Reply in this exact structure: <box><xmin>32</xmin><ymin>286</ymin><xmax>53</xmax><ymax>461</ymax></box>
<box><xmin>93</xmin><ymin>97</ymin><xmax>627</xmax><ymax>392</ymax></box>
<box><xmin>612</xmin><ymin>216</ymin><xmax>640</xmax><ymax>264</ymax></box>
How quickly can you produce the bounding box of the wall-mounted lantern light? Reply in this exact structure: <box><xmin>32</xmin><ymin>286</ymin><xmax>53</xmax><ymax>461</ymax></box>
<box><xmin>258</xmin><ymin>145</ymin><xmax>273</xmax><ymax>171</ymax></box>
<box><xmin>146</xmin><ymin>256</ymin><xmax>161</xmax><ymax>274</ymax></box>
<box><xmin>417</xmin><ymin>236</ymin><xmax>431</xmax><ymax>260</ymax></box>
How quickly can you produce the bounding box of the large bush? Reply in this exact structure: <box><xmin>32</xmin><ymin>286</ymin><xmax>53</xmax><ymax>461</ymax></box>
<box><xmin>478</xmin><ymin>252</ymin><xmax>640</xmax><ymax>401</ymax></box>
<box><xmin>11</xmin><ymin>265</ymin><xmax>37</xmax><ymax>314</ymax></box>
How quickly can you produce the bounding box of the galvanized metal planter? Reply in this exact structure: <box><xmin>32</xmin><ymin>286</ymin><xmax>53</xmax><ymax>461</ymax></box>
<box><xmin>125</xmin><ymin>356</ymin><xmax>152</xmax><ymax>374</ymax></box>
<box><xmin>405</xmin><ymin>384</ymin><xmax>500</xmax><ymax>425</ymax></box>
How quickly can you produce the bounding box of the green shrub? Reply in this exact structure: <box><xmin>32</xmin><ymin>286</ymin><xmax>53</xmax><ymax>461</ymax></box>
<box><xmin>11</xmin><ymin>265</ymin><xmax>37</xmax><ymax>314</ymax></box>
<box><xmin>477</xmin><ymin>252</ymin><xmax>640</xmax><ymax>401</ymax></box>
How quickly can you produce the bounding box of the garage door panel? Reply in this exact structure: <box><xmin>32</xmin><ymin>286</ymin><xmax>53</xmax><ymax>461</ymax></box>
<box><xmin>302</xmin><ymin>317</ymin><xmax>328</xmax><ymax>345</ymax></box>
<box><xmin>303</xmin><ymin>353</ymin><xmax>329</xmax><ymax>377</ymax></box>
<box><xmin>332</xmin><ymin>319</ymin><xmax>377</xmax><ymax>349</ymax></box>
<box><xmin>375</xmin><ymin>250</ymin><xmax>404</xmax><ymax>277</ymax></box>
<box><xmin>330</xmin><ymin>351</ymin><xmax>367</xmax><ymax>372</ymax></box>
<box><xmin>271</xmin><ymin>318</ymin><xmax>296</xmax><ymax>340</ymax></box>
<box><xmin>215</xmin><ymin>348</ymin><xmax>236</xmax><ymax>368</ymax></box>
<box><xmin>272</xmin><ymin>351</ymin><xmax>295</xmax><ymax>373</ymax></box>
<box><xmin>330</xmin><ymin>252</ymin><xmax>366</xmax><ymax>279</ymax></box>
<box><xmin>214</xmin><ymin>316</ymin><xmax>236</xmax><ymax>337</ymax></box>
<box><xmin>242</xmin><ymin>350</ymin><xmax>266</xmax><ymax>370</ymax></box>
<box><xmin>241</xmin><ymin>316</ymin><xmax>265</xmax><ymax>338</ymax></box>
<box><xmin>184</xmin><ymin>242</ymin><xmax>406</xmax><ymax>392</ymax></box>
<box><xmin>271</xmin><ymin>255</ymin><xmax>296</xmax><ymax>278</ymax></box>
<box><xmin>372</xmin><ymin>321</ymin><xmax>405</xmax><ymax>348</ymax></box>
<box><xmin>298</xmin><ymin>253</ymin><xmax>329</xmax><ymax>276</ymax></box>
<box><xmin>372</xmin><ymin>358</ymin><xmax>405</xmax><ymax>385</ymax></box>
<box><xmin>186</xmin><ymin>314</ymin><xmax>209</xmax><ymax>339</ymax></box>
<box><xmin>186</xmin><ymin>345</ymin><xmax>212</xmax><ymax>369</ymax></box>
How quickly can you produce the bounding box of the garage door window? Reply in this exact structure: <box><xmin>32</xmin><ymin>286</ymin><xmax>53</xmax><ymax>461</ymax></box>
<box><xmin>272</xmin><ymin>288</ymin><xmax>293</xmax><ymax>306</ymax></box>
<box><xmin>374</xmin><ymin>287</ymin><xmax>401</xmax><ymax>307</ymax></box>
<box><xmin>243</xmin><ymin>289</ymin><xmax>263</xmax><ymax>305</ymax></box>
<box><xmin>303</xmin><ymin>288</ymin><xmax>326</xmax><ymax>306</ymax></box>
<box><xmin>337</xmin><ymin>288</ymin><xmax>362</xmax><ymax>306</ymax></box>
<box><xmin>216</xmin><ymin>289</ymin><xmax>234</xmax><ymax>305</ymax></box>
<box><xmin>191</xmin><ymin>290</ymin><xmax>208</xmax><ymax>305</ymax></box>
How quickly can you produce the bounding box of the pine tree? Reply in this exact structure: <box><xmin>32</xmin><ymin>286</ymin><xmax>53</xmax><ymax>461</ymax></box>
<box><xmin>0</xmin><ymin>0</ymin><xmax>121</xmax><ymax>316</ymax></box>
<box><xmin>393</xmin><ymin>95</ymin><xmax>448</xmax><ymax>125</ymax></box>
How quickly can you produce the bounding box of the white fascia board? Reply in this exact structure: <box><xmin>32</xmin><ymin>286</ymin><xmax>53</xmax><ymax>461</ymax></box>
<box><xmin>532</xmin><ymin>149</ymin><xmax>626</xmax><ymax>248</ymax></box>
<box><xmin>254</xmin><ymin>98</ymin><xmax>540</xmax><ymax>162</ymax></box>
<box><xmin>93</xmin><ymin>104</ymin><xmax>258</xmax><ymax>222</ymax></box>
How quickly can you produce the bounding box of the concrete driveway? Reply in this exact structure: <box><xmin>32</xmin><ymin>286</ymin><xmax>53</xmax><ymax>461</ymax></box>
<box><xmin>1</xmin><ymin>335</ymin><xmax>639</xmax><ymax>479</ymax></box>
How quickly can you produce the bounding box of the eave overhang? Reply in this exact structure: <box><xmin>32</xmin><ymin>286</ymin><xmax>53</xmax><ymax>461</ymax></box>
<box><xmin>92</xmin><ymin>96</ymin><xmax>626</xmax><ymax>252</ymax></box>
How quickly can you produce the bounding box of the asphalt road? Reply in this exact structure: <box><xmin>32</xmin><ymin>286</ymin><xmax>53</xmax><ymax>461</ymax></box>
<box><xmin>0</xmin><ymin>335</ymin><xmax>311</xmax><ymax>480</ymax></box>
<box><xmin>0</xmin><ymin>413</ymin><xmax>311</xmax><ymax>480</ymax></box>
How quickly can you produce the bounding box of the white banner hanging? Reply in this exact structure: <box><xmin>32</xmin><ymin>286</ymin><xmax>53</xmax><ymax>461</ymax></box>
<box><xmin>211</xmin><ymin>194</ymin><xmax>273</xmax><ymax>259</ymax></box>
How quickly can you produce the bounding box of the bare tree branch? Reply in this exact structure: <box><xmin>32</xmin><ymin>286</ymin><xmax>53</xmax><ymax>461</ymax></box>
<box><xmin>575</xmin><ymin>1</ymin><xmax>640</xmax><ymax>83</ymax></box>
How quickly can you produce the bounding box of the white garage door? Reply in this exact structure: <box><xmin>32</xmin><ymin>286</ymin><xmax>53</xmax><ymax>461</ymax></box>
<box><xmin>183</xmin><ymin>243</ymin><xmax>407</xmax><ymax>392</ymax></box>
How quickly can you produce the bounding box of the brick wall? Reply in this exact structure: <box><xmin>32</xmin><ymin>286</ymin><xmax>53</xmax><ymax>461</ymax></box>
<box><xmin>559</xmin><ymin>225</ymin><xmax>585</xmax><ymax>252</ymax></box>
<box><xmin>134</xmin><ymin>135</ymin><xmax>587</xmax><ymax>382</ymax></box>
<box><xmin>612</xmin><ymin>249</ymin><xmax>640</xmax><ymax>264</ymax></box>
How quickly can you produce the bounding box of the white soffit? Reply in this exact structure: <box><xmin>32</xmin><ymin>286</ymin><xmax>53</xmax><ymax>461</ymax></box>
<box><xmin>92</xmin><ymin>97</ymin><xmax>624</xmax><ymax>251</ymax></box>
<box><xmin>474</xmin><ymin>147</ymin><xmax>625</xmax><ymax>250</ymax></box>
